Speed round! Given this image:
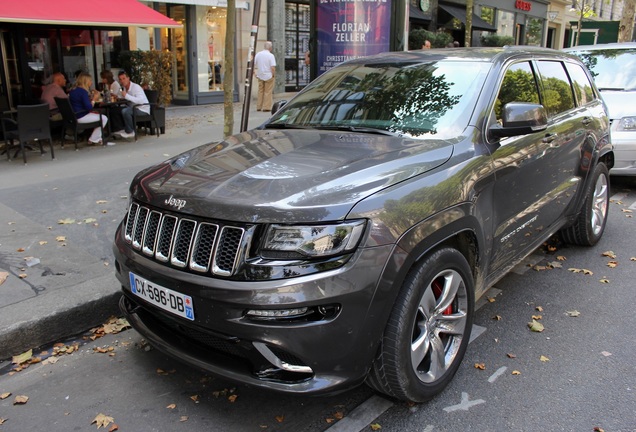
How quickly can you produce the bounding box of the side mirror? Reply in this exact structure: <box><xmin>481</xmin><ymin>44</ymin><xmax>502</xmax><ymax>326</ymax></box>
<box><xmin>271</xmin><ymin>100</ymin><xmax>288</xmax><ymax>115</ymax></box>
<box><xmin>489</xmin><ymin>102</ymin><xmax>548</xmax><ymax>138</ymax></box>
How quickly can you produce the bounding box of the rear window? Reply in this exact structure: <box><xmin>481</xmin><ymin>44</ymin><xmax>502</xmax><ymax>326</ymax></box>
<box><xmin>571</xmin><ymin>48</ymin><xmax>636</xmax><ymax>91</ymax></box>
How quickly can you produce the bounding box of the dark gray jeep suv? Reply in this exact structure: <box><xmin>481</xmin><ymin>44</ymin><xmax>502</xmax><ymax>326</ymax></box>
<box><xmin>114</xmin><ymin>47</ymin><xmax>613</xmax><ymax>402</ymax></box>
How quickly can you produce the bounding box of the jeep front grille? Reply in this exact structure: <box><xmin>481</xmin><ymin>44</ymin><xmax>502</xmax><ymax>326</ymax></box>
<box><xmin>124</xmin><ymin>202</ymin><xmax>245</xmax><ymax>276</ymax></box>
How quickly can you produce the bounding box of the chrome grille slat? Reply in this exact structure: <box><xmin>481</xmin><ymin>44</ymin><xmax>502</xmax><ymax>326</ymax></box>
<box><xmin>123</xmin><ymin>204</ymin><xmax>244</xmax><ymax>277</ymax></box>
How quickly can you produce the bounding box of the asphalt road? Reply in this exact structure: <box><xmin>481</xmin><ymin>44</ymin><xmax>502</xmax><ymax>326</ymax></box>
<box><xmin>0</xmin><ymin>168</ymin><xmax>634</xmax><ymax>431</ymax></box>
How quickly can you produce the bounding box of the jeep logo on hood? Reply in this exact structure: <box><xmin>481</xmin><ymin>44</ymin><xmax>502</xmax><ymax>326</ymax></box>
<box><xmin>164</xmin><ymin>195</ymin><xmax>187</xmax><ymax>210</ymax></box>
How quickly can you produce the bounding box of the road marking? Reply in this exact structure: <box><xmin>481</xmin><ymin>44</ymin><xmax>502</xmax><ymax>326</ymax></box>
<box><xmin>488</xmin><ymin>366</ymin><xmax>508</xmax><ymax>383</ymax></box>
<box><xmin>325</xmin><ymin>395</ymin><xmax>394</xmax><ymax>432</ymax></box>
<box><xmin>469</xmin><ymin>325</ymin><xmax>487</xmax><ymax>344</ymax></box>
<box><xmin>442</xmin><ymin>392</ymin><xmax>485</xmax><ymax>412</ymax></box>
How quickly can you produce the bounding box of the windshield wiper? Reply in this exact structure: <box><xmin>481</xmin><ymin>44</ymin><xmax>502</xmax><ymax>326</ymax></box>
<box><xmin>313</xmin><ymin>125</ymin><xmax>401</xmax><ymax>137</ymax></box>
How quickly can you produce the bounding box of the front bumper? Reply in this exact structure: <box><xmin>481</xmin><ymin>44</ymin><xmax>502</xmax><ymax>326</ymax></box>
<box><xmin>609</xmin><ymin>130</ymin><xmax>636</xmax><ymax>175</ymax></box>
<box><xmin>113</xmin><ymin>227</ymin><xmax>400</xmax><ymax>395</ymax></box>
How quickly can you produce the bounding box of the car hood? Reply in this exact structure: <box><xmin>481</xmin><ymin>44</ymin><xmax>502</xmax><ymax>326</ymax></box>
<box><xmin>130</xmin><ymin>129</ymin><xmax>454</xmax><ymax>222</ymax></box>
<box><xmin>599</xmin><ymin>90</ymin><xmax>636</xmax><ymax>120</ymax></box>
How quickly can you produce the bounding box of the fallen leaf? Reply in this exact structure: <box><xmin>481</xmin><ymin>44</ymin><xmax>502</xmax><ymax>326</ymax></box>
<box><xmin>487</xmin><ymin>297</ymin><xmax>495</xmax><ymax>303</ymax></box>
<box><xmin>532</xmin><ymin>315</ymin><xmax>542</xmax><ymax>320</ymax></box>
<box><xmin>0</xmin><ymin>392</ymin><xmax>11</xmax><ymax>400</ymax></box>
<box><xmin>108</xmin><ymin>425</ymin><xmax>119</xmax><ymax>432</ymax></box>
<box><xmin>16</xmin><ymin>247</ymin><xmax>25</xmax><ymax>252</ymax></box>
<box><xmin>42</xmin><ymin>356</ymin><xmax>59</xmax><ymax>365</ymax></box>
<box><xmin>12</xmin><ymin>349</ymin><xmax>32</xmax><ymax>365</ymax></box>
<box><xmin>474</xmin><ymin>362</ymin><xmax>486</xmax><ymax>370</ymax></box>
<box><xmin>18</xmin><ymin>273</ymin><xmax>27</xmax><ymax>279</ymax></box>
<box><xmin>582</xmin><ymin>269</ymin><xmax>593</xmax><ymax>275</ymax></box>
<box><xmin>84</xmin><ymin>218</ymin><xmax>98</xmax><ymax>223</ymax></box>
<box><xmin>607</xmin><ymin>261</ymin><xmax>618</xmax><ymax>268</ymax></box>
<box><xmin>334</xmin><ymin>411</ymin><xmax>344</xmax><ymax>420</ymax></box>
<box><xmin>180</xmin><ymin>416</ymin><xmax>188</xmax><ymax>422</ymax></box>
<box><xmin>556</xmin><ymin>255</ymin><xmax>567</xmax><ymax>261</ymax></box>
<box><xmin>228</xmin><ymin>394</ymin><xmax>238</xmax><ymax>403</ymax></box>
<box><xmin>190</xmin><ymin>395</ymin><xmax>199</xmax><ymax>403</ymax></box>
<box><xmin>528</xmin><ymin>319</ymin><xmax>544</xmax><ymax>332</ymax></box>
<box><xmin>0</xmin><ymin>271</ymin><xmax>8</xmax><ymax>285</ymax></box>
<box><xmin>599</xmin><ymin>278</ymin><xmax>610</xmax><ymax>284</ymax></box>
<box><xmin>492</xmin><ymin>315</ymin><xmax>502</xmax><ymax>321</ymax></box>
<box><xmin>56</xmin><ymin>236</ymin><xmax>66</xmax><ymax>242</ymax></box>
<box><xmin>166</xmin><ymin>404</ymin><xmax>176</xmax><ymax>409</ymax></box>
<box><xmin>621</xmin><ymin>209</ymin><xmax>633</xmax><ymax>213</ymax></box>
<box><xmin>566</xmin><ymin>310</ymin><xmax>581</xmax><ymax>317</ymax></box>
<box><xmin>92</xmin><ymin>413</ymin><xmax>114</xmax><ymax>429</ymax></box>
<box><xmin>370</xmin><ymin>423</ymin><xmax>382</xmax><ymax>431</ymax></box>
<box><xmin>325</xmin><ymin>418</ymin><xmax>334</xmax><ymax>424</ymax></box>
<box><xmin>540</xmin><ymin>355</ymin><xmax>550</xmax><ymax>362</ymax></box>
<box><xmin>0</xmin><ymin>417</ymin><xmax>6</xmax><ymax>425</ymax></box>
<box><xmin>511</xmin><ymin>370</ymin><xmax>521</xmax><ymax>375</ymax></box>
<box><xmin>13</xmin><ymin>395</ymin><xmax>29</xmax><ymax>405</ymax></box>
<box><xmin>536</xmin><ymin>306</ymin><xmax>543</xmax><ymax>312</ymax></box>
<box><xmin>593</xmin><ymin>427</ymin><xmax>605</xmax><ymax>432</ymax></box>
<box><xmin>630</xmin><ymin>257</ymin><xmax>636</xmax><ymax>261</ymax></box>
<box><xmin>602</xmin><ymin>251</ymin><xmax>617</xmax><ymax>259</ymax></box>
<box><xmin>533</xmin><ymin>265</ymin><xmax>547</xmax><ymax>271</ymax></box>
<box><xmin>507</xmin><ymin>353</ymin><xmax>517</xmax><ymax>359</ymax></box>
<box><xmin>96</xmin><ymin>200</ymin><xmax>108</xmax><ymax>204</ymax></box>
<box><xmin>547</xmin><ymin>261</ymin><xmax>562</xmax><ymax>269</ymax></box>
<box><xmin>601</xmin><ymin>351</ymin><xmax>612</xmax><ymax>357</ymax></box>
<box><xmin>275</xmin><ymin>415</ymin><xmax>285</xmax><ymax>423</ymax></box>
<box><xmin>57</xmin><ymin>218</ymin><xmax>76</xmax><ymax>225</ymax></box>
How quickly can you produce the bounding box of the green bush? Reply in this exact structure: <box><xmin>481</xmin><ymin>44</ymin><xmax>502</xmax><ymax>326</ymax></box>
<box><xmin>409</xmin><ymin>29</ymin><xmax>454</xmax><ymax>49</ymax></box>
<box><xmin>480</xmin><ymin>34</ymin><xmax>515</xmax><ymax>47</ymax></box>
<box><xmin>118</xmin><ymin>50</ymin><xmax>173</xmax><ymax>106</ymax></box>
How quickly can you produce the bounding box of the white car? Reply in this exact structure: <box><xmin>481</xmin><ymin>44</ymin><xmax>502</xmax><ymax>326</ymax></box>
<box><xmin>565</xmin><ymin>43</ymin><xmax>636</xmax><ymax>176</ymax></box>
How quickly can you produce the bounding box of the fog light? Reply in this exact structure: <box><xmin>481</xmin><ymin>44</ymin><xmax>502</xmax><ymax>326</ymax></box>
<box><xmin>246</xmin><ymin>307</ymin><xmax>308</xmax><ymax>319</ymax></box>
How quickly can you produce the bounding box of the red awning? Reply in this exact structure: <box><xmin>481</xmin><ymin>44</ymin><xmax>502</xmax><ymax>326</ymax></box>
<box><xmin>0</xmin><ymin>0</ymin><xmax>181</xmax><ymax>28</ymax></box>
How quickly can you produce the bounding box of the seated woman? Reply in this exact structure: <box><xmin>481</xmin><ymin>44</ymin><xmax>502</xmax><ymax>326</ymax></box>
<box><xmin>100</xmin><ymin>70</ymin><xmax>122</xmax><ymax>98</ymax></box>
<box><xmin>69</xmin><ymin>73</ymin><xmax>108</xmax><ymax>145</ymax></box>
<box><xmin>100</xmin><ymin>69</ymin><xmax>125</xmax><ymax>134</ymax></box>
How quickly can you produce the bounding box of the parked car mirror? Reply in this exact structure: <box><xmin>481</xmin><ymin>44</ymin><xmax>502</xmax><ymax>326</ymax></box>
<box><xmin>489</xmin><ymin>102</ymin><xmax>548</xmax><ymax>138</ymax></box>
<box><xmin>271</xmin><ymin>100</ymin><xmax>287</xmax><ymax>115</ymax></box>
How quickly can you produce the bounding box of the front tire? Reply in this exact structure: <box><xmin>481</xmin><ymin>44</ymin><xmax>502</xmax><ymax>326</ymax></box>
<box><xmin>366</xmin><ymin>247</ymin><xmax>474</xmax><ymax>402</ymax></box>
<box><xmin>562</xmin><ymin>163</ymin><xmax>609</xmax><ymax>246</ymax></box>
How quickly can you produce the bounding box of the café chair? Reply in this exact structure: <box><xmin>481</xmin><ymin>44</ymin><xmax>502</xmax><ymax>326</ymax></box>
<box><xmin>55</xmin><ymin>97</ymin><xmax>104</xmax><ymax>150</ymax></box>
<box><xmin>132</xmin><ymin>89</ymin><xmax>160</xmax><ymax>141</ymax></box>
<box><xmin>1</xmin><ymin>103</ymin><xmax>55</xmax><ymax>164</ymax></box>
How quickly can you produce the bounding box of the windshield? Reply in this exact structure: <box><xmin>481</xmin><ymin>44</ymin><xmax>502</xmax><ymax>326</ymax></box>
<box><xmin>267</xmin><ymin>60</ymin><xmax>491</xmax><ymax>139</ymax></box>
<box><xmin>571</xmin><ymin>48</ymin><xmax>636</xmax><ymax>91</ymax></box>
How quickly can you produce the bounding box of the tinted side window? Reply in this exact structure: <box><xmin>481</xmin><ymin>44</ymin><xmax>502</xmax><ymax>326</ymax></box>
<box><xmin>565</xmin><ymin>62</ymin><xmax>596</xmax><ymax>106</ymax></box>
<box><xmin>494</xmin><ymin>61</ymin><xmax>540</xmax><ymax>123</ymax></box>
<box><xmin>536</xmin><ymin>60</ymin><xmax>575</xmax><ymax>117</ymax></box>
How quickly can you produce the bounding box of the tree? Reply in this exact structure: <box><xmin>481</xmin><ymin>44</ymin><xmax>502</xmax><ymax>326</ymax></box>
<box><xmin>465</xmin><ymin>0</ymin><xmax>473</xmax><ymax>47</ymax></box>
<box><xmin>571</xmin><ymin>0</ymin><xmax>596</xmax><ymax>46</ymax></box>
<box><xmin>619</xmin><ymin>0</ymin><xmax>636</xmax><ymax>42</ymax></box>
<box><xmin>223</xmin><ymin>0</ymin><xmax>235</xmax><ymax>137</ymax></box>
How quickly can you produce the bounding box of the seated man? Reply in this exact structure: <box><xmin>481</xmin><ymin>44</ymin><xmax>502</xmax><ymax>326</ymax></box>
<box><xmin>116</xmin><ymin>70</ymin><xmax>150</xmax><ymax>140</ymax></box>
<box><xmin>41</xmin><ymin>72</ymin><xmax>68</xmax><ymax>120</ymax></box>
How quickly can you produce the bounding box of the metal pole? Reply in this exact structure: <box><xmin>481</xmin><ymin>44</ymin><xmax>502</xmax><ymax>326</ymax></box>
<box><xmin>240</xmin><ymin>0</ymin><xmax>261</xmax><ymax>132</ymax></box>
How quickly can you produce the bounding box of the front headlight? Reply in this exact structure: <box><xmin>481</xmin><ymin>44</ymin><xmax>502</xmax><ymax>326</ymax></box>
<box><xmin>261</xmin><ymin>220</ymin><xmax>366</xmax><ymax>259</ymax></box>
<box><xmin>616</xmin><ymin>116</ymin><xmax>636</xmax><ymax>131</ymax></box>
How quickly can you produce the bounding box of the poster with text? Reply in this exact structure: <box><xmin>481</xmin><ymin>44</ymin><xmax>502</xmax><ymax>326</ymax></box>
<box><xmin>316</xmin><ymin>0</ymin><xmax>392</xmax><ymax>76</ymax></box>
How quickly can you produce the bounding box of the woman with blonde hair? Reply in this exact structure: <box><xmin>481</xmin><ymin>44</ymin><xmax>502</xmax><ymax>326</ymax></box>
<box><xmin>68</xmin><ymin>72</ymin><xmax>109</xmax><ymax>145</ymax></box>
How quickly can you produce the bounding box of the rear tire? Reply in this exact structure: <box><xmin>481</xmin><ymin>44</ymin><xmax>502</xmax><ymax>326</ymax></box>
<box><xmin>366</xmin><ymin>247</ymin><xmax>474</xmax><ymax>402</ymax></box>
<box><xmin>562</xmin><ymin>163</ymin><xmax>609</xmax><ymax>246</ymax></box>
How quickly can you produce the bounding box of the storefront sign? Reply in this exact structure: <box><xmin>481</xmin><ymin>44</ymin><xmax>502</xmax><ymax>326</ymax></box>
<box><xmin>515</xmin><ymin>0</ymin><xmax>532</xmax><ymax>11</ymax></box>
<box><xmin>316</xmin><ymin>0</ymin><xmax>392</xmax><ymax>76</ymax></box>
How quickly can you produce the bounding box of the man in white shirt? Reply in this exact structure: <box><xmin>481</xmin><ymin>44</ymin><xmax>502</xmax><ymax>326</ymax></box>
<box><xmin>253</xmin><ymin>41</ymin><xmax>277</xmax><ymax>112</ymax></box>
<box><xmin>117</xmin><ymin>71</ymin><xmax>150</xmax><ymax>140</ymax></box>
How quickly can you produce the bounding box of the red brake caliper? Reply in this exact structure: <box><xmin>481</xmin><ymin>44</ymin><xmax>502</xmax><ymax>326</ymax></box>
<box><xmin>432</xmin><ymin>278</ymin><xmax>453</xmax><ymax>315</ymax></box>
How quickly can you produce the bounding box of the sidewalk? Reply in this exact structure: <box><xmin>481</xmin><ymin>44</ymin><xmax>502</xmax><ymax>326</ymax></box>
<box><xmin>0</xmin><ymin>99</ymin><xmax>287</xmax><ymax>360</ymax></box>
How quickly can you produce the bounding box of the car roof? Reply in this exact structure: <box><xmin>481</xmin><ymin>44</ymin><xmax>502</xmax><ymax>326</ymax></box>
<box><xmin>563</xmin><ymin>42</ymin><xmax>636</xmax><ymax>52</ymax></box>
<box><xmin>344</xmin><ymin>46</ymin><xmax>580</xmax><ymax>66</ymax></box>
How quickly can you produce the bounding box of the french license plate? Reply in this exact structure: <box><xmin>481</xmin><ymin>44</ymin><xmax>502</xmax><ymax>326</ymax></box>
<box><xmin>129</xmin><ymin>272</ymin><xmax>194</xmax><ymax>321</ymax></box>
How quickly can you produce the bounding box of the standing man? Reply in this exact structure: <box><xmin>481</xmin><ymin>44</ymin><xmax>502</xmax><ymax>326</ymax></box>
<box><xmin>116</xmin><ymin>70</ymin><xmax>150</xmax><ymax>140</ymax></box>
<box><xmin>253</xmin><ymin>41</ymin><xmax>276</xmax><ymax>112</ymax></box>
<box><xmin>40</xmin><ymin>72</ymin><xmax>68</xmax><ymax>120</ymax></box>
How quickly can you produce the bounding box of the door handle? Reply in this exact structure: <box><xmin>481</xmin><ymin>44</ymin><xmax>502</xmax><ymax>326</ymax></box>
<box><xmin>582</xmin><ymin>117</ymin><xmax>592</xmax><ymax>126</ymax></box>
<box><xmin>542</xmin><ymin>133</ymin><xmax>557</xmax><ymax>144</ymax></box>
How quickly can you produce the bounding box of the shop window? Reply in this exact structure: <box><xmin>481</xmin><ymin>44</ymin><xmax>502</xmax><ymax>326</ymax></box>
<box><xmin>525</xmin><ymin>17</ymin><xmax>544</xmax><ymax>46</ymax></box>
<box><xmin>197</xmin><ymin>5</ymin><xmax>226</xmax><ymax>92</ymax></box>
<box><xmin>285</xmin><ymin>1</ymin><xmax>310</xmax><ymax>92</ymax></box>
<box><xmin>496</xmin><ymin>10</ymin><xmax>515</xmax><ymax>38</ymax></box>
